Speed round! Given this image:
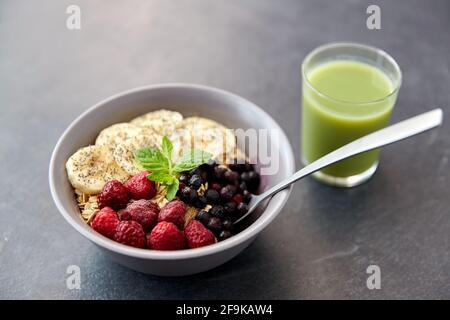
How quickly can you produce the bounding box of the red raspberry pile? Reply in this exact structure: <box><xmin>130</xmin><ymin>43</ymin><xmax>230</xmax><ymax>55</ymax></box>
<box><xmin>91</xmin><ymin>172</ymin><xmax>216</xmax><ymax>250</ymax></box>
<box><xmin>97</xmin><ymin>170</ymin><xmax>157</xmax><ymax>211</ymax></box>
<box><xmin>124</xmin><ymin>170</ymin><xmax>157</xmax><ymax>200</ymax></box>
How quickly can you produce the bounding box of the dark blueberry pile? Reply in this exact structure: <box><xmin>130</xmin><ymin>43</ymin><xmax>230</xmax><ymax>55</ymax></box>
<box><xmin>177</xmin><ymin>160</ymin><xmax>261</xmax><ymax>241</ymax></box>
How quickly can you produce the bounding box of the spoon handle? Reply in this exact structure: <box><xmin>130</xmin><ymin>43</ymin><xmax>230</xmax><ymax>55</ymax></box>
<box><xmin>254</xmin><ymin>108</ymin><xmax>443</xmax><ymax>207</ymax></box>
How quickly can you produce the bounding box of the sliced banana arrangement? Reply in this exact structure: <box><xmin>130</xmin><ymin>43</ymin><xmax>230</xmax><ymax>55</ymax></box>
<box><xmin>113</xmin><ymin>134</ymin><xmax>162</xmax><ymax>175</ymax></box>
<box><xmin>95</xmin><ymin>123</ymin><xmax>144</xmax><ymax>152</ymax></box>
<box><xmin>130</xmin><ymin>110</ymin><xmax>183</xmax><ymax>137</ymax></box>
<box><xmin>66</xmin><ymin>145</ymin><xmax>129</xmax><ymax>194</ymax></box>
<box><xmin>171</xmin><ymin>116</ymin><xmax>236</xmax><ymax>162</ymax></box>
<box><xmin>66</xmin><ymin>109</ymin><xmax>241</xmax><ymax>197</ymax></box>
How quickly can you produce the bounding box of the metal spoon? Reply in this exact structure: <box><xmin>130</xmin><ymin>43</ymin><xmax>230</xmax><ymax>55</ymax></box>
<box><xmin>234</xmin><ymin>108</ymin><xmax>443</xmax><ymax>225</ymax></box>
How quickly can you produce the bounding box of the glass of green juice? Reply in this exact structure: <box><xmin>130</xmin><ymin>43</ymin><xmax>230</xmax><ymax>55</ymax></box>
<box><xmin>301</xmin><ymin>42</ymin><xmax>402</xmax><ymax>187</ymax></box>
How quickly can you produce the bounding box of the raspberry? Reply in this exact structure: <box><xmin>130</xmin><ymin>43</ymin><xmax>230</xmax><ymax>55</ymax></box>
<box><xmin>119</xmin><ymin>199</ymin><xmax>159</xmax><ymax>232</ymax></box>
<box><xmin>125</xmin><ymin>171</ymin><xmax>157</xmax><ymax>200</ymax></box>
<box><xmin>147</xmin><ymin>221</ymin><xmax>185</xmax><ymax>250</ymax></box>
<box><xmin>97</xmin><ymin>180</ymin><xmax>129</xmax><ymax>210</ymax></box>
<box><xmin>158</xmin><ymin>200</ymin><xmax>187</xmax><ymax>229</ymax></box>
<box><xmin>114</xmin><ymin>221</ymin><xmax>146</xmax><ymax>248</ymax></box>
<box><xmin>185</xmin><ymin>220</ymin><xmax>216</xmax><ymax>248</ymax></box>
<box><xmin>91</xmin><ymin>207</ymin><xmax>119</xmax><ymax>239</ymax></box>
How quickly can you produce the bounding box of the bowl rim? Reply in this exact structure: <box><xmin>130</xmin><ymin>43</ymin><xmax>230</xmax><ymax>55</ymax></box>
<box><xmin>49</xmin><ymin>83</ymin><xmax>295</xmax><ymax>260</ymax></box>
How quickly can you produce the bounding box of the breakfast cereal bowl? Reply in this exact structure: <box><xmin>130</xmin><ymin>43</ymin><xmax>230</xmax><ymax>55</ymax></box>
<box><xmin>49</xmin><ymin>83</ymin><xmax>295</xmax><ymax>276</ymax></box>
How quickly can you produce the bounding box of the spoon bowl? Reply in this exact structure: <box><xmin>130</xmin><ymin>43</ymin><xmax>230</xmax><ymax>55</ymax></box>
<box><xmin>49</xmin><ymin>83</ymin><xmax>295</xmax><ymax>275</ymax></box>
<box><xmin>235</xmin><ymin>108</ymin><xmax>443</xmax><ymax>225</ymax></box>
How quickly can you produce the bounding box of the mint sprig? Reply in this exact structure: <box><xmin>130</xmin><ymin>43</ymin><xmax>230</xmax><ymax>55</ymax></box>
<box><xmin>173</xmin><ymin>149</ymin><xmax>212</xmax><ymax>172</ymax></box>
<box><xmin>134</xmin><ymin>136</ymin><xmax>212</xmax><ymax>201</ymax></box>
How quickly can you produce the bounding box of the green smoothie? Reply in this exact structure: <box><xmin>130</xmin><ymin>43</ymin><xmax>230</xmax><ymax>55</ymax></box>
<box><xmin>302</xmin><ymin>60</ymin><xmax>396</xmax><ymax>177</ymax></box>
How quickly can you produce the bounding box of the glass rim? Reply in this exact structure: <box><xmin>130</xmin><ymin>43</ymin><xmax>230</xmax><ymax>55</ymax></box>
<box><xmin>301</xmin><ymin>42</ymin><xmax>402</xmax><ymax>105</ymax></box>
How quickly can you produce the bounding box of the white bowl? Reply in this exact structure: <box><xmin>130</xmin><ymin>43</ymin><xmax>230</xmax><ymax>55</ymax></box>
<box><xmin>49</xmin><ymin>83</ymin><xmax>295</xmax><ymax>276</ymax></box>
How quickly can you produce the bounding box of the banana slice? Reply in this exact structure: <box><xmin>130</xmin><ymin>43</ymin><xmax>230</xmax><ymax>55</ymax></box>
<box><xmin>95</xmin><ymin>123</ymin><xmax>144</xmax><ymax>152</ymax></box>
<box><xmin>173</xmin><ymin>117</ymin><xmax>236</xmax><ymax>162</ymax></box>
<box><xmin>181</xmin><ymin>117</ymin><xmax>222</xmax><ymax>128</ymax></box>
<box><xmin>113</xmin><ymin>134</ymin><xmax>162</xmax><ymax>175</ymax></box>
<box><xmin>130</xmin><ymin>109</ymin><xmax>183</xmax><ymax>137</ymax></box>
<box><xmin>169</xmin><ymin>127</ymin><xmax>192</xmax><ymax>162</ymax></box>
<box><xmin>66</xmin><ymin>145</ymin><xmax>129</xmax><ymax>194</ymax></box>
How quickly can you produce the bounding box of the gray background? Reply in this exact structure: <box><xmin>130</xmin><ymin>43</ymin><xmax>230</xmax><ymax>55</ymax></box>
<box><xmin>1</xmin><ymin>0</ymin><xmax>449</xmax><ymax>299</ymax></box>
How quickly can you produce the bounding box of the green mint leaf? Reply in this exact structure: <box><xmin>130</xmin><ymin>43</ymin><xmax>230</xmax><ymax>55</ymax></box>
<box><xmin>135</xmin><ymin>137</ymin><xmax>211</xmax><ymax>202</ymax></box>
<box><xmin>147</xmin><ymin>172</ymin><xmax>175</xmax><ymax>184</ymax></box>
<box><xmin>161</xmin><ymin>136</ymin><xmax>173</xmax><ymax>162</ymax></box>
<box><xmin>173</xmin><ymin>149</ymin><xmax>212</xmax><ymax>172</ymax></box>
<box><xmin>166</xmin><ymin>179</ymin><xmax>179</xmax><ymax>201</ymax></box>
<box><xmin>134</xmin><ymin>147</ymin><xmax>170</xmax><ymax>174</ymax></box>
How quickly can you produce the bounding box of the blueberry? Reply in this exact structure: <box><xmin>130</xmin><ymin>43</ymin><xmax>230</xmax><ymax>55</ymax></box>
<box><xmin>229</xmin><ymin>163</ymin><xmax>245</xmax><ymax>173</ymax></box>
<box><xmin>189</xmin><ymin>168</ymin><xmax>201</xmax><ymax>176</ymax></box>
<box><xmin>242</xmin><ymin>171</ymin><xmax>260</xmax><ymax>193</ymax></box>
<box><xmin>224</xmin><ymin>201</ymin><xmax>237</xmax><ymax>215</ymax></box>
<box><xmin>207</xmin><ymin>159</ymin><xmax>216</xmax><ymax>167</ymax></box>
<box><xmin>210</xmin><ymin>205</ymin><xmax>225</xmax><ymax>218</ymax></box>
<box><xmin>201</xmin><ymin>159</ymin><xmax>216</xmax><ymax>171</ymax></box>
<box><xmin>205</xmin><ymin>189</ymin><xmax>220</xmax><ymax>204</ymax></box>
<box><xmin>181</xmin><ymin>186</ymin><xmax>197</xmax><ymax>203</ymax></box>
<box><xmin>198</xmin><ymin>195</ymin><xmax>208</xmax><ymax>205</ymax></box>
<box><xmin>237</xmin><ymin>203</ymin><xmax>248</xmax><ymax>215</ymax></box>
<box><xmin>195</xmin><ymin>196</ymin><xmax>207</xmax><ymax>208</ymax></box>
<box><xmin>181</xmin><ymin>186</ymin><xmax>192</xmax><ymax>202</ymax></box>
<box><xmin>220</xmin><ymin>186</ymin><xmax>234</xmax><ymax>201</ymax></box>
<box><xmin>222</xmin><ymin>219</ymin><xmax>233</xmax><ymax>231</ymax></box>
<box><xmin>214</xmin><ymin>166</ymin><xmax>227</xmax><ymax>180</ymax></box>
<box><xmin>207</xmin><ymin>217</ymin><xmax>223</xmax><ymax>234</ymax></box>
<box><xmin>224</xmin><ymin>170</ymin><xmax>239</xmax><ymax>183</ymax></box>
<box><xmin>242</xmin><ymin>190</ymin><xmax>252</xmax><ymax>204</ymax></box>
<box><xmin>227</xmin><ymin>184</ymin><xmax>237</xmax><ymax>194</ymax></box>
<box><xmin>189</xmin><ymin>174</ymin><xmax>202</xmax><ymax>189</ymax></box>
<box><xmin>240</xmin><ymin>171</ymin><xmax>251</xmax><ymax>183</ymax></box>
<box><xmin>239</xmin><ymin>181</ymin><xmax>248</xmax><ymax>192</ymax></box>
<box><xmin>195</xmin><ymin>210</ymin><xmax>210</xmax><ymax>225</ymax></box>
<box><xmin>218</xmin><ymin>230</ymin><xmax>232</xmax><ymax>241</ymax></box>
<box><xmin>179</xmin><ymin>174</ymin><xmax>189</xmax><ymax>185</ymax></box>
<box><xmin>248</xmin><ymin>171</ymin><xmax>260</xmax><ymax>185</ymax></box>
<box><xmin>200</xmin><ymin>171</ymin><xmax>209</xmax><ymax>181</ymax></box>
<box><xmin>245</xmin><ymin>163</ymin><xmax>255</xmax><ymax>172</ymax></box>
<box><xmin>189</xmin><ymin>189</ymin><xmax>198</xmax><ymax>203</ymax></box>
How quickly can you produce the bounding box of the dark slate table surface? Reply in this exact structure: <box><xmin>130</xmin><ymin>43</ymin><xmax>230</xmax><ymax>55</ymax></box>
<box><xmin>1</xmin><ymin>0</ymin><xmax>449</xmax><ymax>299</ymax></box>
